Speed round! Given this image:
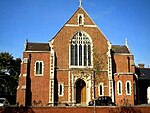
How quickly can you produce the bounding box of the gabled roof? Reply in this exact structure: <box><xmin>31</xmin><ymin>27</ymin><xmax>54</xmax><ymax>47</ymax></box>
<box><xmin>137</xmin><ymin>68</ymin><xmax>150</xmax><ymax>80</ymax></box>
<box><xmin>50</xmin><ymin>6</ymin><xmax>96</xmax><ymax>42</ymax></box>
<box><xmin>112</xmin><ymin>45</ymin><xmax>130</xmax><ymax>54</ymax></box>
<box><xmin>49</xmin><ymin>6</ymin><xmax>110</xmax><ymax>44</ymax></box>
<box><xmin>66</xmin><ymin>6</ymin><xmax>95</xmax><ymax>25</ymax></box>
<box><xmin>25</xmin><ymin>42</ymin><xmax>50</xmax><ymax>51</ymax></box>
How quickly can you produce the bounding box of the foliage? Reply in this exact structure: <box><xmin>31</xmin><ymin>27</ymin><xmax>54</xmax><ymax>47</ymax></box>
<box><xmin>0</xmin><ymin>52</ymin><xmax>21</xmax><ymax>76</ymax></box>
<box><xmin>0</xmin><ymin>52</ymin><xmax>21</xmax><ymax>96</ymax></box>
<box><xmin>92</xmin><ymin>48</ymin><xmax>108</xmax><ymax>83</ymax></box>
<box><xmin>93</xmin><ymin>50</ymin><xmax>105</xmax><ymax>73</ymax></box>
<box><xmin>73</xmin><ymin>48</ymin><xmax>108</xmax><ymax>83</ymax></box>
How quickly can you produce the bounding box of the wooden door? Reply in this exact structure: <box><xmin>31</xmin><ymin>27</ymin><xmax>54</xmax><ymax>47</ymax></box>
<box><xmin>81</xmin><ymin>84</ymin><xmax>86</xmax><ymax>103</ymax></box>
<box><xmin>76</xmin><ymin>79</ymin><xmax>86</xmax><ymax>103</ymax></box>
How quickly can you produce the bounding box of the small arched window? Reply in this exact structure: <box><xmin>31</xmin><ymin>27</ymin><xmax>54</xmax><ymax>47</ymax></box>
<box><xmin>78</xmin><ymin>14</ymin><xmax>84</xmax><ymax>25</ymax></box>
<box><xmin>58</xmin><ymin>83</ymin><xmax>64</xmax><ymax>96</ymax></box>
<box><xmin>117</xmin><ymin>81</ymin><xmax>122</xmax><ymax>95</ymax></box>
<box><xmin>35</xmin><ymin>61</ymin><xmax>44</xmax><ymax>75</ymax></box>
<box><xmin>99</xmin><ymin>83</ymin><xmax>104</xmax><ymax>96</ymax></box>
<box><xmin>79</xmin><ymin>16</ymin><xmax>82</xmax><ymax>25</ymax></box>
<box><xmin>126</xmin><ymin>81</ymin><xmax>131</xmax><ymax>95</ymax></box>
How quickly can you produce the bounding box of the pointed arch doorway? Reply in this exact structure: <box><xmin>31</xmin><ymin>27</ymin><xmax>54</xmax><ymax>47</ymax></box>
<box><xmin>75</xmin><ymin>79</ymin><xmax>86</xmax><ymax>104</ymax></box>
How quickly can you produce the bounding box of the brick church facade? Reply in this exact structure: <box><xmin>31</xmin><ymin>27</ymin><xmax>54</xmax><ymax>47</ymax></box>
<box><xmin>17</xmin><ymin>4</ymin><xmax>139</xmax><ymax>106</ymax></box>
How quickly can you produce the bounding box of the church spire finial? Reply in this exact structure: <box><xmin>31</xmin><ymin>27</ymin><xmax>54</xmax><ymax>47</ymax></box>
<box><xmin>79</xmin><ymin>0</ymin><xmax>83</xmax><ymax>7</ymax></box>
<box><xmin>125</xmin><ymin>38</ymin><xmax>128</xmax><ymax>46</ymax></box>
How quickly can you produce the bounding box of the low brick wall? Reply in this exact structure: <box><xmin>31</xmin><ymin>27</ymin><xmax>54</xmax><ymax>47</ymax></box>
<box><xmin>1</xmin><ymin>106</ymin><xmax>150</xmax><ymax>113</ymax></box>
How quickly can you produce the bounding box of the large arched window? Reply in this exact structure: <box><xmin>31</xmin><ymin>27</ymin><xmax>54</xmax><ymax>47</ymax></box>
<box><xmin>70</xmin><ymin>31</ymin><xmax>92</xmax><ymax>67</ymax></box>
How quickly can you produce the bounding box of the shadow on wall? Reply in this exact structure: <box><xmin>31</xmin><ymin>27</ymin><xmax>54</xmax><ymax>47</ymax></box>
<box><xmin>25</xmin><ymin>54</ymin><xmax>32</xmax><ymax>107</ymax></box>
<box><xmin>111</xmin><ymin>51</ymin><xmax>116</xmax><ymax>104</ymax></box>
<box><xmin>54</xmin><ymin>54</ymin><xmax>58</xmax><ymax>106</ymax></box>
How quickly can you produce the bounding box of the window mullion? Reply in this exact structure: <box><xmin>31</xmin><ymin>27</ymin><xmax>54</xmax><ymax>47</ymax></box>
<box><xmin>77</xmin><ymin>33</ymin><xmax>79</xmax><ymax>66</ymax></box>
<box><xmin>86</xmin><ymin>45</ymin><xmax>88</xmax><ymax>66</ymax></box>
<box><xmin>82</xmin><ymin>44</ymin><xmax>84</xmax><ymax>66</ymax></box>
<box><xmin>82</xmin><ymin>33</ymin><xmax>84</xmax><ymax>66</ymax></box>
<box><xmin>73</xmin><ymin>45</ymin><xmax>75</xmax><ymax>65</ymax></box>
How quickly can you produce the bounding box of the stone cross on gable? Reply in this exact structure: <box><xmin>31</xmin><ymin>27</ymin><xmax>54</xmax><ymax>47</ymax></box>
<box><xmin>79</xmin><ymin>0</ymin><xmax>83</xmax><ymax>7</ymax></box>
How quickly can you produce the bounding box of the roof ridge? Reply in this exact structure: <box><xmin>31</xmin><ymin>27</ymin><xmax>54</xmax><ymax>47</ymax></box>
<box><xmin>112</xmin><ymin>45</ymin><xmax>131</xmax><ymax>54</ymax></box>
<box><xmin>28</xmin><ymin>42</ymin><xmax>49</xmax><ymax>44</ymax></box>
<box><xmin>112</xmin><ymin>44</ymin><xmax>126</xmax><ymax>46</ymax></box>
<box><xmin>49</xmin><ymin>5</ymin><xmax>111</xmax><ymax>45</ymax></box>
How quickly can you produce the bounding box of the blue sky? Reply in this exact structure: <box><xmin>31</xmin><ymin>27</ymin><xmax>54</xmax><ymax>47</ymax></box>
<box><xmin>0</xmin><ymin>0</ymin><xmax>150</xmax><ymax>67</ymax></box>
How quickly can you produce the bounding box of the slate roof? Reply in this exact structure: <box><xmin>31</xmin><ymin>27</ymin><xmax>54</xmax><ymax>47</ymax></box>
<box><xmin>25</xmin><ymin>42</ymin><xmax>50</xmax><ymax>51</ymax></box>
<box><xmin>112</xmin><ymin>45</ymin><xmax>130</xmax><ymax>54</ymax></box>
<box><xmin>137</xmin><ymin>68</ymin><xmax>150</xmax><ymax>80</ymax></box>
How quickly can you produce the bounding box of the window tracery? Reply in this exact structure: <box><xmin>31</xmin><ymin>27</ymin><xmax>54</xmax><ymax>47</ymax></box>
<box><xmin>70</xmin><ymin>31</ymin><xmax>92</xmax><ymax>67</ymax></box>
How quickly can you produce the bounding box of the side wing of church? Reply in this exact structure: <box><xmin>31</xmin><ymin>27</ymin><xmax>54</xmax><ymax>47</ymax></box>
<box><xmin>17</xmin><ymin>5</ymin><xmax>138</xmax><ymax>106</ymax></box>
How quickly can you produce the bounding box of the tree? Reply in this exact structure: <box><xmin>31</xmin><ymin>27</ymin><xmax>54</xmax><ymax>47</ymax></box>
<box><xmin>0</xmin><ymin>52</ymin><xmax>21</xmax><ymax>76</ymax></box>
<box><xmin>72</xmin><ymin>48</ymin><xmax>108</xmax><ymax>101</ymax></box>
<box><xmin>0</xmin><ymin>52</ymin><xmax>21</xmax><ymax>104</ymax></box>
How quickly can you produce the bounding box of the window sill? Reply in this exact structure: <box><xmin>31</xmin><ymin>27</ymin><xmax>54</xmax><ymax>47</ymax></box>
<box><xmin>69</xmin><ymin>65</ymin><xmax>93</xmax><ymax>69</ymax></box>
<box><xmin>35</xmin><ymin>74</ymin><xmax>44</xmax><ymax>76</ymax></box>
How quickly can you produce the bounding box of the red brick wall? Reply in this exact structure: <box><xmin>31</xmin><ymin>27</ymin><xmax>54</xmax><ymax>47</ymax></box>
<box><xmin>32</xmin><ymin>107</ymin><xmax>150</xmax><ymax>113</ymax></box>
<box><xmin>51</xmin><ymin>7</ymin><xmax>110</xmax><ymax>103</ymax></box>
<box><xmin>95</xmin><ymin>71</ymin><xmax>109</xmax><ymax>98</ymax></box>
<box><xmin>114</xmin><ymin>74</ymin><xmax>135</xmax><ymax>105</ymax></box>
<box><xmin>29</xmin><ymin>52</ymin><xmax>50</xmax><ymax>106</ymax></box>
<box><xmin>17</xmin><ymin>57</ymin><xmax>28</xmax><ymax>105</ymax></box>
<box><xmin>17</xmin><ymin>52</ymin><xmax>51</xmax><ymax>106</ymax></box>
<box><xmin>1</xmin><ymin>107</ymin><xmax>150</xmax><ymax>113</ymax></box>
<box><xmin>17</xmin><ymin>7</ymin><xmax>138</xmax><ymax>106</ymax></box>
<box><xmin>67</xmin><ymin>7</ymin><xmax>95</xmax><ymax>25</ymax></box>
<box><xmin>57</xmin><ymin>71</ymin><xmax>69</xmax><ymax>102</ymax></box>
<box><xmin>112</xmin><ymin>52</ymin><xmax>136</xmax><ymax>106</ymax></box>
<box><xmin>113</xmin><ymin>54</ymin><xmax>134</xmax><ymax>73</ymax></box>
<box><xmin>52</xmin><ymin>7</ymin><xmax>109</xmax><ymax>70</ymax></box>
